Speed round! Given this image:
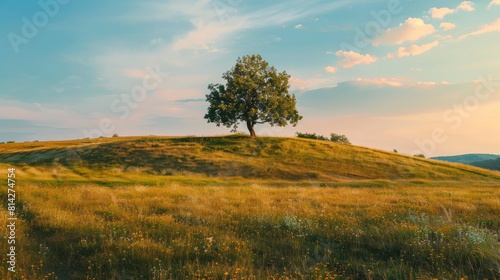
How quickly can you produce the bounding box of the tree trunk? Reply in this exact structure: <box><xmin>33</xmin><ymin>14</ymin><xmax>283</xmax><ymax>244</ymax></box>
<box><xmin>246</xmin><ymin>120</ymin><xmax>256</xmax><ymax>137</ymax></box>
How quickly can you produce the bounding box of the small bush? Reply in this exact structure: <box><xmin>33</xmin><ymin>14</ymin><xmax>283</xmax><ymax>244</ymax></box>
<box><xmin>414</xmin><ymin>153</ymin><xmax>426</xmax><ymax>158</ymax></box>
<box><xmin>329</xmin><ymin>133</ymin><xmax>351</xmax><ymax>144</ymax></box>
<box><xmin>6</xmin><ymin>141</ymin><xmax>15</xmax><ymax>144</ymax></box>
<box><xmin>112</xmin><ymin>133</ymin><xmax>119</xmax><ymax>138</ymax></box>
<box><xmin>296</xmin><ymin>132</ymin><xmax>351</xmax><ymax>144</ymax></box>
<box><xmin>296</xmin><ymin>132</ymin><xmax>323</xmax><ymax>140</ymax></box>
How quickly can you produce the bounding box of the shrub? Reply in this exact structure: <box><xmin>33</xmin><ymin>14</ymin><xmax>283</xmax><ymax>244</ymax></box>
<box><xmin>296</xmin><ymin>132</ymin><xmax>322</xmax><ymax>140</ymax></box>
<box><xmin>296</xmin><ymin>132</ymin><xmax>351</xmax><ymax>144</ymax></box>
<box><xmin>112</xmin><ymin>133</ymin><xmax>119</xmax><ymax>138</ymax></box>
<box><xmin>330</xmin><ymin>133</ymin><xmax>351</xmax><ymax>144</ymax></box>
<box><xmin>414</xmin><ymin>153</ymin><xmax>426</xmax><ymax>158</ymax></box>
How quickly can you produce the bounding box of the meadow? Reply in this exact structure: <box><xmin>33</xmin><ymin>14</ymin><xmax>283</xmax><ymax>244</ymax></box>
<box><xmin>0</xmin><ymin>136</ymin><xmax>499</xmax><ymax>279</ymax></box>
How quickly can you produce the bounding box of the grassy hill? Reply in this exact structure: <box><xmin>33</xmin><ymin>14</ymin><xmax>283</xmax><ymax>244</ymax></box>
<box><xmin>0</xmin><ymin>136</ymin><xmax>499</xmax><ymax>279</ymax></box>
<box><xmin>471</xmin><ymin>157</ymin><xmax>500</xmax><ymax>171</ymax></box>
<box><xmin>432</xmin><ymin>153</ymin><xmax>500</xmax><ymax>164</ymax></box>
<box><xmin>1</xmin><ymin>135</ymin><xmax>499</xmax><ymax>185</ymax></box>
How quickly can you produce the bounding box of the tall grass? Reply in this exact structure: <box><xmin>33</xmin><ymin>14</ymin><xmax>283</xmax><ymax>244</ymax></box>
<box><xmin>1</xmin><ymin>182</ymin><xmax>498</xmax><ymax>279</ymax></box>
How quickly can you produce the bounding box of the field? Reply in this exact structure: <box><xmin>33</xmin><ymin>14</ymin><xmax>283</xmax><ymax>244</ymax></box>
<box><xmin>0</xmin><ymin>136</ymin><xmax>499</xmax><ymax>279</ymax></box>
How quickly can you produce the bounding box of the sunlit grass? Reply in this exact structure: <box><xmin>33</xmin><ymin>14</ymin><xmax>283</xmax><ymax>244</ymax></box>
<box><xmin>0</xmin><ymin>181</ymin><xmax>498</xmax><ymax>279</ymax></box>
<box><xmin>0</xmin><ymin>136</ymin><xmax>499</xmax><ymax>279</ymax></box>
<box><xmin>1</xmin><ymin>136</ymin><xmax>500</xmax><ymax>183</ymax></box>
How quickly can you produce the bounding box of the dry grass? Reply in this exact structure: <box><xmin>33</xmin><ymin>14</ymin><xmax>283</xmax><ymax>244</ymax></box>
<box><xmin>0</xmin><ymin>180</ymin><xmax>498</xmax><ymax>279</ymax></box>
<box><xmin>1</xmin><ymin>136</ymin><xmax>499</xmax><ymax>183</ymax></box>
<box><xmin>0</xmin><ymin>136</ymin><xmax>499</xmax><ymax>279</ymax></box>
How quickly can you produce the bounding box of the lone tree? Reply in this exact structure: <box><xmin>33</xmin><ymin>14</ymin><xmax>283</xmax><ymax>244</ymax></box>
<box><xmin>204</xmin><ymin>54</ymin><xmax>302</xmax><ymax>137</ymax></box>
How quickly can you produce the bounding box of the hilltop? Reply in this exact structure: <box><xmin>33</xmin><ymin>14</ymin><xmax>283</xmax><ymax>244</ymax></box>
<box><xmin>1</xmin><ymin>135</ymin><xmax>499</xmax><ymax>185</ymax></box>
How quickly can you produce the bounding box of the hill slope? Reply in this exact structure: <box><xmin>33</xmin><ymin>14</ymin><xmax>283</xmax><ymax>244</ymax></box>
<box><xmin>431</xmin><ymin>153</ymin><xmax>500</xmax><ymax>164</ymax></box>
<box><xmin>0</xmin><ymin>135</ymin><xmax>499</xmax><ymax>184</ymax></box>
<box><xmin>470</xmin><ymin>157</ymin><xmax>500</xmax><ymax>171</ymax></box>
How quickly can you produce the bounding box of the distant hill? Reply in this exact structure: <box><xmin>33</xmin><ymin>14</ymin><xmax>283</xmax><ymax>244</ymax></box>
<box><xmin>470</xmin><ymin>158</ymin><xmax>500</xmax><ymax>171</ymax></box>
<box><xmin>431</xmin><ymin>154</ymin><xmax>500</xmax><ymax>164</ymax></box>
<box><xmin>0</xmin><ymin>135</ymin><xmax>499</xmax><ymax>184</ymax></box>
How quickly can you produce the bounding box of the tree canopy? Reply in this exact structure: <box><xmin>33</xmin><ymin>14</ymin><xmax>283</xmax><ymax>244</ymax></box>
<box><xmin>204</xmin><ymin>54</ymin><xmax>302</xmax><ymax>137</ymax></box>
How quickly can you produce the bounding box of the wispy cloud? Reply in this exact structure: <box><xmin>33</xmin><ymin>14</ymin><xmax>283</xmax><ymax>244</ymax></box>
<box><xmin>372</xmin><ymin>18</ymin><xmax>435</xmax><ymax>46</ymax></box>
<box><xmin>0</xmin><ymin>99</ymin><xmax>91</xmax><ymax>131</ymax></box>
<box><xmin>459</xmin><ymin>18</ymin><xmax>500</xmax><ymax>40</ymax></box>
<box><xmin>172</xmin><ymin>1</ymin><xmax>348</xmax><ymax>51</ymax></box>
<box><xmin>414</xmin><ymin>81</ymin><xmax>449</xmax><ymax>87</ymax></box>
<box><xmin>354</xmin><ymin>78</ymin><xmax>403</xmax><ymax>87</ymax></box>
<box><xmin>387</xmin><ymin>41</ymin><xmax>439</xmax><ymax>58</ymax></box>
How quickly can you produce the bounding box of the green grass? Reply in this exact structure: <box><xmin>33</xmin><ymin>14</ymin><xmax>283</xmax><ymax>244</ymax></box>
<box><xmin>0</xmin><ymin>136</ymin><xmax>499</xmax><ymax>279</ymax></box>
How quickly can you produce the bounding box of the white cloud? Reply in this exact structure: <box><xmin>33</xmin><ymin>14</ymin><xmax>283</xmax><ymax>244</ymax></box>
<box><xmin>354</xmin><ymin>78</ymin><xmax>403</xmax><ymax>87</ymax></box>
<box><xmin>387</xmin><ymin>41</ymin><xmax>439</xmax><ymax>58</ymax></box>
<box><xmin>457</xmin><ymin>1</ymin><xmax>475</xmax><ymax>11</ymax></box>
<box><xmin>489</xmin><ymin>0</ymin><xmax>500</xmax><ymax>9</ymax></box>
<box><xmin>429</xmin><ymin>7</ymin><xmax>455</xmax><ymax>19</ymax></box>
<box><xmin>410</xmin><ymin>68</ymin><xmax>423</xmax><ymax>72</ymax></box>
<box><xmin>440</xmin><ymin>22</ymin><xmax>456</xmax><ymax>31</ymax></box>
<box><xmin>294</xmin><ymin>24</ymin><xmax>303</xmax><ymax>29</ymax></box>
<box><xmin>459</xmin><ymin>18</ymin><xmax>500</xmax><ymax>40</ymax></box>
<box><xmin>324</xmin><ymin>66</ymin><xmax>337</xmax><ymax>73</ymax></box>
<box><xmin>335</xmin><ymin>51</ymin><xmax>377</xmax><ymax>68</ymax></box>
<box><xmin>429</xmin><ymin>1</ymin><xmax>475</xmax><ymax>19</ymax></box>
<box><xmin>372</xmin><ymin>18</ymin><xmax>436</xmax><ymax>46</ymax></box>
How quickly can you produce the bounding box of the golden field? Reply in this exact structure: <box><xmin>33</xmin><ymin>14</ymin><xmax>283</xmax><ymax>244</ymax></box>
<box><xmin>0</xmin><ymin>136</ymin><xmax>498</xmax><ymax>279</ymax></box>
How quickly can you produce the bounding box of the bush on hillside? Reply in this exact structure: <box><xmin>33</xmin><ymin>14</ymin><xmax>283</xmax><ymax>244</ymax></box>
<box><xmin>329</xmin><ymin>133</ymin><xmax>351</xmax><ymax>144</ymax></box>
<box><xmin>296</xmin><ymin>132</ymin><xmax>350</xmax><ymax>144</ymax></box>
<box><xmin>295</xmin><ymin>132</ymin><xmax>328</xmax><ymax>141</ymax></box>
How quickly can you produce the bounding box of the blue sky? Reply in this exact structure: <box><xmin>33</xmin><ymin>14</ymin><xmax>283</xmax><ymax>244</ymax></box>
<box><xmin>1</xmin><ymin>0</ymin><xmax>499</xmax><ymax>156</ymax></box>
